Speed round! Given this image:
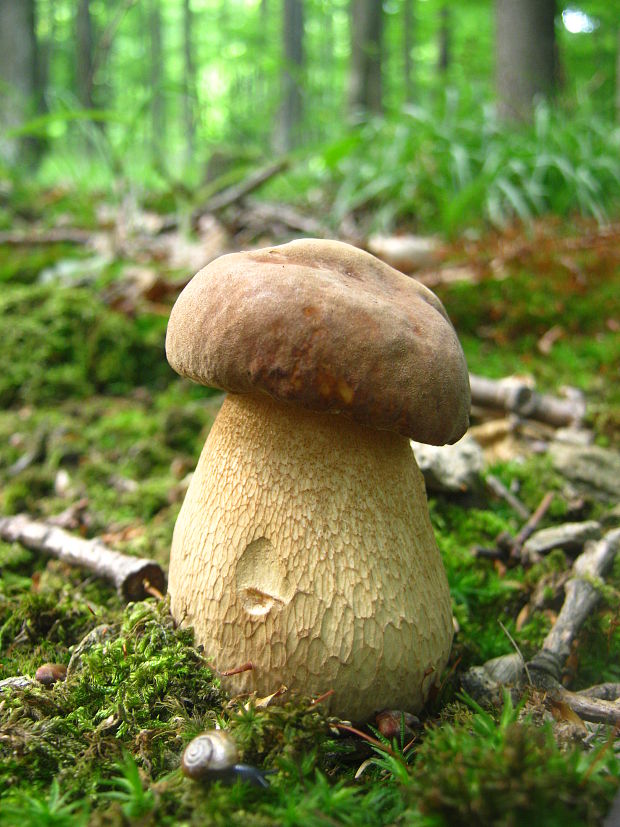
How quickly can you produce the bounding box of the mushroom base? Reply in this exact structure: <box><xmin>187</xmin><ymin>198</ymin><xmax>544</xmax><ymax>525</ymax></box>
<box><xmin>167</xmin><ymin>393</ymin><xmax>453</xmax><ymax>721</ymax></box>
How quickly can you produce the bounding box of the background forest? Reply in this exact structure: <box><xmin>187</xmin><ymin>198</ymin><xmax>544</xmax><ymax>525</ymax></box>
<box><xmin>2</xmin><ymin>0</ymin><xmax>620</xmax><ymax>230</ymax></box>
<box><xmin>1</xmin><ymin>2</ymin><xmax>620</xmax><ymax>826</ymax></box>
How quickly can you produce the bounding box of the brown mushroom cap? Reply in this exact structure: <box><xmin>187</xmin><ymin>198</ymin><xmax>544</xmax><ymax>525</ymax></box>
<box><xmin>166</xmin><ymin>238</ymin><xmax>470</xmax><ymax>445</ymax></box>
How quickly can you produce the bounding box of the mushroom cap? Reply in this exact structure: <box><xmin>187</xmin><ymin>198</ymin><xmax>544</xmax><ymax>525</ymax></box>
<box><xmin>166</xmin><ymin>238</ymin><xmax>470</xmax><ymax>444</ymax></box>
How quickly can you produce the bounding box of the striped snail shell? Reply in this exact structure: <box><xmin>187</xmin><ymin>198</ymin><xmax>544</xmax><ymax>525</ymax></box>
<box><xmin>181</xmin><ymin>731</ymin><xmax>239</xmax><ymax>780</ymax></box>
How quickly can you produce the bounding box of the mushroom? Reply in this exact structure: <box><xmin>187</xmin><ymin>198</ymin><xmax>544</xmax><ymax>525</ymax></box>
<box><xmin>165</xmin><ymin>239</ymin><xmax>470</xmax><ymax>721</ymax></box>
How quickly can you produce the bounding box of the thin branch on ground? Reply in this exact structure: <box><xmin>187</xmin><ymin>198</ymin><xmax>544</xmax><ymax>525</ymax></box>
<box><xmin>0</xmin><ymin>513</ymin><xmax>166</xmax><ymax>601</ymax></box>
<box><xmin>463</xmin><ymin>528</ymin><xmax>620</xmax><ymax>727</ymax></box>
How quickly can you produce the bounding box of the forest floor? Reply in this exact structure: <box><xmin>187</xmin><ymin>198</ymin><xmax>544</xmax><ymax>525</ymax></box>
<box><xmin>0</xmin><ymin>189</ymin><xmax>619</xmax><ymax>826</ymax></box>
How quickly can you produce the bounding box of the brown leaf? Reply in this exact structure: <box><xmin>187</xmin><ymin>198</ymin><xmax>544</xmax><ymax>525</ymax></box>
<box><xmin>549</xmin><ymin>699</ymin><xmax>587</xmax><ymax>731</ymax></box>
<box><xmin>516</xmin><ymin>604</ymin><xmax>530</xmax><ymax>631</ymax></box>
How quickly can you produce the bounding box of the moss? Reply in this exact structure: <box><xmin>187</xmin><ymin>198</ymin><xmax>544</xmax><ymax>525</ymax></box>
<box><xmin>0</xmin><ymin>284</ymin><xmax>170</xmax><ymax>408</ymax></box>
<box><xmin>408</xmin><ymin>699</ymin><xmax>619</xmax><ymax>826</ymax></box>
<box><xmin>2</xmin><ymin>468</ymin><xmax>54</xmax><ymax>515</ymax></box>
<box><xmin>0</xmin><ymin>243</ymin><xmax>88</xmax><ymax>285</ymax></box>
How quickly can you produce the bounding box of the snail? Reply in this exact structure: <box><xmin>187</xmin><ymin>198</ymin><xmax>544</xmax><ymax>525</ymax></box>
<box><xmin>181</xmin><ymin>730</ymin><xmax>269</xmax><ymax>788</ymax></box>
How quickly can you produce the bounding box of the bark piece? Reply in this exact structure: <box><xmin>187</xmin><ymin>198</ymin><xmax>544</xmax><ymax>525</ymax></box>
<box><xmin>0</xmin><ymin>514</ymin><xmax>165</xmax><ymax>601</ymax></box>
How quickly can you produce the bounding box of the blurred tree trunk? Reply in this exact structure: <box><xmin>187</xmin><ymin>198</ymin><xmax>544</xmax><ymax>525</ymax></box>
<box><xmin>0</xmin><ymin>0</ymin><xmax>44</xmax><ymax>165</ymax></box>
<box><xmin>149</xmin><ymin>0</ymin><xmax>165</xmax><ymax>166</ymax></box>
<box><xmin>320</xmin><ymin>5</ymin><xmax>335</xmax><ymax>115</ymax></box>
<box><xmin>76</xmin><ymin>0</ymin><xmax>95</xmax><ymax>109</ymax></box>
<box><xmin>616</xmin><ymin>28</ymin><xmax>620</xmax><ymax>123</ymax></box>
<box><xmin>274</xmin><ymin>0</ymin><xmax>304</xmax><ymax>152</ymax></box>
<box><xmin>349</xmin><ymin>0</ymin><xmax>383</xmax><ymax>119</ymax></box>
<box><xmin>38</xmin><ymin>0</ymin><xmax>56</xmax><ymax>102</ymax></box>
<box><xmin>403</xmin><ymin>0</ymin><xmax>415</xmax><ymax>103</ymax></box>
<box><xmin>182</xmin><ymin>0</ymin><xmax>196</xmax><ymax>166</ymax></box>
<box><xmin>437</xmin><ymin>4</ymin><xmax>451</xmax><ymax>75</ymax></box>
<box><xmin>495</xmin><ymin>0</ymin><xmax>557</xmax><ymax>121</ymax></box>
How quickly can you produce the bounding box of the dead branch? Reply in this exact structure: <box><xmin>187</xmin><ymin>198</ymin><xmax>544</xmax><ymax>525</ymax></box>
<box><xmin>0</xmin><ymin>513</ymin><xmax>165</xmax><ymax>602</ymax></box>
<box><xmin>237</xmin><ymin>198</ymin><xmax>328</xmax><ymax>236</ymax></box>
<box><xmin>558</xmin><ymin>690</ymin><xmax>620</xmax><ymax>726</ymax></box>
<box><xmin>472</xmin><ymin>491</ymin><xmax>554</xmax><ymax>562</ymax></box>
<box><xmin>577</xmin><ymin>683</ymin><xmax>620</xmax><ymax>701</ymax></box>
<box><xmin>509</xmin><ymin>492</ymin><xmax>555</xmax><ymax>561</ymax></box>
<box><xmin>529</xmin><ymin>527</ymin><xmax>620</xmax><ymax>678</ymax></box>
<box><xmin>193</xmin><ymin>159</ymin><xmax>290</xmax><ymax>218</ymax></box>
<box><xmin>485</xmin><ymin>473</ymin><xmax>530</xmax><ymax>519</ymax></box>
<box><xmin>463</xmin><ymin>528</ymin><xmax>620</xmax><ymax>726</ymax></box>
<box><xmin>469</xmin><ymin>374</ymin><xmax>586</xmax><ymax>427</ymax></box>
<box><xmin>0</xmin><ymin>229</ymin><xmax>92</xmax><ymax>245</ymax></box>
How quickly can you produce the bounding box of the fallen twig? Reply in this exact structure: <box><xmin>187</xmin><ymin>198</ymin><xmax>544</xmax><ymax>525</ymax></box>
<box><xmin>463</xmin><ymin>528</ymin><xmax>620</xmax><ymax>727</ymax></box>
<box><xmin>472</xmin><ymin>491</ymin><xmax>554</xmax><ymax>563</ymax></box>
<box><xmin>485</xmin><ymin>473</ymin><xmax>530</xmax><ymax>520</ymax></box>
<box><xmin>193</xmin><ymin>159</ymin><xmax>290</xmax><ymax>218</ymax></box>
<box><xmin>469</xmin><ymin>373</ymin><xmax>586</xmax><ymax>427</ymax></box>
<box><xmin>556</xmin><ymin>689</ymin><xmax>620</xmax><ymax>727</ymax></box>
<box><xmin>0</xmin><ymin>228</ymin><xmax>93</xmax><ymax>245</ymax></box>
<box><xmin>577</xmin><ymin>683</ymin><xmax>620</xmax><ymax>701</ymax></box>
<box><xmin>238</xmin><ymin>198</ymin><xmax>328</xmax><ymax>237</ymax></box>
<box><xmin>529</xmin><ymin>527</ymin><xmax>620</xmax><ymax>679</ymax></box>
<box><xmin>0</xmin><ymin>513</ymin><xmax>166</xmax><ymax>601</ymax></box>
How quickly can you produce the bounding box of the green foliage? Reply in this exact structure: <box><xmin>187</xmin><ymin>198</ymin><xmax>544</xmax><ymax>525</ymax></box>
<box><xmin>409</xmin><ymin>694</ymin><xmax>619</xmax><ymax>826</ymax></box>
<box><xmin>100</xmin><ymin>752</ymin><xmax>156</xmax><ymax>819</ymax></box>
<box><xmin>0</xmin><ymin>284</ymin><xmax>169</xmax><ymax>407</ymax></box>
<box><xmin>0</xmin><ymin>779</ymin><xmax>89</xmax><ymax>827</ymax></box>
<box><xmin>303</xmin><ymin>94</ymin><xmax>620</xmax><ymax>233</ymax></box>
<box><xmin>0</xmin><ymin>244</ymin><xmax>89</xmax><ymax>285</ymax></box>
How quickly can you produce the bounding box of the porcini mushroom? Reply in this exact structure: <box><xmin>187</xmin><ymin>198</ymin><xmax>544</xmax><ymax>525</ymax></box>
<box><xmin>165</xmin><ymin>239</ymin><xmax>470</xmax><ymax>721</ymax></box>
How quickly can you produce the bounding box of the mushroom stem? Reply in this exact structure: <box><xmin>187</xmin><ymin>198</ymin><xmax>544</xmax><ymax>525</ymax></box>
<box><xmin>167</xmin><ymin>393</ymin><xmax>453</xmax><ymax>721</ymax></box>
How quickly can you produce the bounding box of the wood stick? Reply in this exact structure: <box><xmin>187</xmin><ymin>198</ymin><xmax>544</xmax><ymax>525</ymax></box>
<box><xmin>553</xmin><ymin>686</ymin><xmax>620</xmax><ymax>727</ymax></box>
<box><xmin>577</xmin><ymin>683</ymin><xmax>620</xmax><ymax>701</ymax></box>
<box><xmin>0</xmin><ymin>229</ymin><xmax>92</xmax><ymax>245</ymax></box>
<box><xmin>0</xmin><ymin>513</ymin><xmax>166</xmax><ymax>602</ymax></box>
<box><xmin>509</xmin><ymin>491</ymin><xmax>555</xmax><ymax>562</ymax></box>
<box><xmin>463</xmin><ymin>528</ymin><xmax>620</xmax><ymax>725</ymax></box>
<box><xmin>485</xmin><ymin>473</ymin><xmax>530</xmax><ymax>520</ymax></box>
<box><xmin>529</xmin><ymin>527</ymin><xmax>620</xmax><ymax>677</ymax></box>
<box><xmin>469</xmin><ymin>373</ymin><xmax>585</xmax><ymax>427</ymax></box>
<box><xmin>195</xmin><ymin>159</ymin><xmax>290</xmax><ymax>217</ymax></box>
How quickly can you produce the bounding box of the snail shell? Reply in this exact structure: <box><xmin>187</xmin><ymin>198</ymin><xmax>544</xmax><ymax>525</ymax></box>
<box><xmin>181</xmin><ymin>731</ymin><xmax>239</xmax><ymax>780</ymax></box>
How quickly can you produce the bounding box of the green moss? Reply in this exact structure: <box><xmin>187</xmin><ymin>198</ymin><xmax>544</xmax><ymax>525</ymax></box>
<box><xmin>0</xmin><ymin>243</ymin><xmax>91</xmax><ymax>285</ymax></box>
<box><xmin>0</xmin><ymin>217</ymin><xmax>619</xmax><ymax>825</ymax></box>
<box><xmin>408</xmin><ymin>698</ymin><xmax>619</xmax><ymax>826</ymax></box>
<box><xmin>0</xmin><ymin>284</ymin><xmax>170</xmax><ymax>407</ymax></box>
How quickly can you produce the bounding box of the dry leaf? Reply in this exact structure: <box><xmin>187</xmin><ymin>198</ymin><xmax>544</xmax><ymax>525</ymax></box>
<box><xmin>549</xmin><ymin>699</ymin><xmax>587</xmax><ymax>731</ymax></box>
<box><xmin>516</xmin><ymin>604</ymin><xmax>530</xmax><ymax>631</ymax></box>
<box><xmin>254</xmin><ymin>685</ymin><xmax>288</xmax><ymax>708</ymax></box>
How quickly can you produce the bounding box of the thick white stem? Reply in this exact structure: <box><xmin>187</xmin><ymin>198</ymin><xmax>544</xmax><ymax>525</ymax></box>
<box><xmin>168</xmin><ymin>393</ymin><xmax>452</xmax><ymax>720</ymax></box>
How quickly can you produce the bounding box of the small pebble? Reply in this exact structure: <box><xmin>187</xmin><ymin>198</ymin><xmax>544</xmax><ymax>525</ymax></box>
<box><xmin>35</xmin><ymin>663</ymin><xmax>68</xmax><ymax>686</ymax></box>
